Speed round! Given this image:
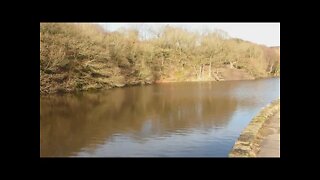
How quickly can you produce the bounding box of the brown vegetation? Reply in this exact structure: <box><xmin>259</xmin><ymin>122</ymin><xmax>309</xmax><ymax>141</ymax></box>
<box><xmin>40</xmin><ymin>23</ymin><xmax>280</xmax><ymax>94</ymax></box>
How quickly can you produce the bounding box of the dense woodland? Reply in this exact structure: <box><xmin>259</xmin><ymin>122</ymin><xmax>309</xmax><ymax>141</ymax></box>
<box><xmin>40</xmin><ymin>23</ymin><xmax>280</xmax><ymax>94</ymax></box>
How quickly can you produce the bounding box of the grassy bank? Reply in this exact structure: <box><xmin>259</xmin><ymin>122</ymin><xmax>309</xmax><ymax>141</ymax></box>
<box><xmin>40</xmin><ymin>23</ymin><xmax>280</xmax><ymax>95</ymax></box>
<box><xmin>229</xmin><ymin>99</ymin><xmax>280</xmax><ymax>157</ymax></box>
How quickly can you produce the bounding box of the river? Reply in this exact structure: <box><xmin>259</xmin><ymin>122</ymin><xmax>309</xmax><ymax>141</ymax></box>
<box><xmin>40</xmin><ymin>78</ymin><xmax>280</xmax><ymax>157</ymax></box>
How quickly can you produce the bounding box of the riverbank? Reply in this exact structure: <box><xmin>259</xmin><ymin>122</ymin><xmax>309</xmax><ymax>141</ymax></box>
<box><xmin>40</xmin><ymin>67</ymin><xmax>278</xmax><ymax>95</ymax></box>
<box><xmin>229</xmin><ymin>99</ymin><xmax>280</xmax><ymax>157</ymax></box>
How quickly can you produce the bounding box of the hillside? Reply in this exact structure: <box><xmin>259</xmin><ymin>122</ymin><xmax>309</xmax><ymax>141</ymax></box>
<box><xmin>40</xmin><ymin>23</ymin><xmax>280</xmax><ymax>95</ymax></box>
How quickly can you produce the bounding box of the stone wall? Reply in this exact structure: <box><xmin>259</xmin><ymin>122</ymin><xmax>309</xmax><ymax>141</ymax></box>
<box><xmin>229</xmin><ymin>99</ymin><xmax>280</xmax><ymax>157</ymax></box>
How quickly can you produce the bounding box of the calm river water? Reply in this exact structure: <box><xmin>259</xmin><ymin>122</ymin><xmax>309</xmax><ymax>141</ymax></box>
<box><xmin>40</xmin><ymin>78</ymin><xmax>280</xmax><ymax>157</ymax></box>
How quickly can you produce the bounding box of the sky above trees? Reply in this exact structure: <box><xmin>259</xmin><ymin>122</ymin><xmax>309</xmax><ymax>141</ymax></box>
<box><xmin>98</xmin><ymin>23</ymin><xmax>280</xmax><ymax>47</ymax></box>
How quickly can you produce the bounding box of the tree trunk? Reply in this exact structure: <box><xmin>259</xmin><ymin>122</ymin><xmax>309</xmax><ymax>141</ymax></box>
<box><xmin>268</xmin><ymin>63</ymin><xmax>274</xmax><ymax>73</ymax></box>
<box><xmin>194</xmin><ymin>66</ymin><xmax>199</xmax><ymax>79</ymax></box>
<box><xmin>229</xmin><ymin>61</ymin><xmax>237</xmax><ymax>69</ymax></box>
<box><xmin>200</xmin><ymin>64</ymin><xmax>203</xmax><ymax>79</ymax></box>
<box><xmin>209</xmin><ymin>62</ymin><xmax>212</xmax><ymax>78</ymax></box>
<box><xmin>212</xmin><ymin>71</ymin><xmax>220</xmax><ymax>81</ymax></box>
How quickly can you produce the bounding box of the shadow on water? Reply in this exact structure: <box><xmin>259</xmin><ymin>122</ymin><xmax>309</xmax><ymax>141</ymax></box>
<box><xmin>40</xmin><ymin>78</ymin><xmax>279</xmax><ymax>157</ymax></box>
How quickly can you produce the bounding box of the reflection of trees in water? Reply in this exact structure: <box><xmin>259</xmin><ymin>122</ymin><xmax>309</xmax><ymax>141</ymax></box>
<box><xmin>40</xmin><ymin>82</ymin><xmax>239</xmax><ymax>157</ymax></box>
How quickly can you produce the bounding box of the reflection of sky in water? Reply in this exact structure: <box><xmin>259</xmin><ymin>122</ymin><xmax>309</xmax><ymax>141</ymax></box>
<box><xmin>76</xmin><ymin>127</ymin><xmax>235</xmax><ymax>157</ymax></box>
<box><xmin>42</xmin><ymin>78</ymin><xmax>280</xmax><ymax>157</ymax></box>
<box><xmin>77</xmin><ymin>78</ymin><xmax>279</xmax><ymax>157</ymax></box>
<box><xmin>228</xmin><ymin>79</ymin><xmax>280</xmax><ymax>107</ymax></box>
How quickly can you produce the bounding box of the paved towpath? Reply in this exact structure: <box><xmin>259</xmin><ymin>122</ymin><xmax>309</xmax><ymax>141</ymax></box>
<box><xmin>256</xmin><ymin>111</ymin><xmax>280</xmax><ymax>157</ymax></box>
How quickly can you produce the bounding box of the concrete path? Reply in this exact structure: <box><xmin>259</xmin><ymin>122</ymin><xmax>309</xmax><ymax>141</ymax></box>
<box><xmin>257</xmin><ymin>111</ymin><xmax>280</xmax><ymax>157</ymax></box>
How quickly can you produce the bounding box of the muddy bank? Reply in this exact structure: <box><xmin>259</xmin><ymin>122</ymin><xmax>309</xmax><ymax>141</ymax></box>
<box><xmin>229</xmin><ymin>99</ymin><xmax>280</xmax><ymax>157</ymax></box>
<box><xmin>41</xmin><ymin>67</ymin><xmax>277</xmax><ymax>95</ymax></box>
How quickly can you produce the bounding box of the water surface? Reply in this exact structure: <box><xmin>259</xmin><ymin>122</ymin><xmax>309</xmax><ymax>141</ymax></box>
<box><xmin>40</xmin><ymin>78</ymin><xmax>280</xmax><ymax>157</ymax></box>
